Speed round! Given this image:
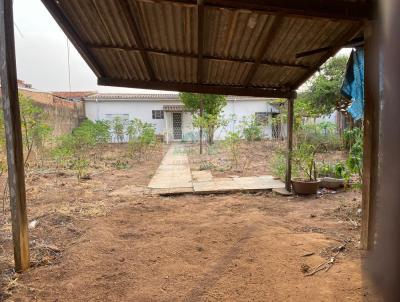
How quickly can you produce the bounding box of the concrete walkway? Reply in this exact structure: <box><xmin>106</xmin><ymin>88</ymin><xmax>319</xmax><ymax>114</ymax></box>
<box><xmin>147</xmin><ymin>144</ymin><xmax>193</xmax><ymax>194</ymax></box>
<box><xmin>148</xmin><ymin>144</ymin><xmax>285</xmax><ymax>195</ymax></box>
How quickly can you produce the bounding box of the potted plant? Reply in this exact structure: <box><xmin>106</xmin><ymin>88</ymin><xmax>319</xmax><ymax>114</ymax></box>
<box><xmin>291</xmin><ymin>143</ymin><xmax>326</xmax><ymax>195</ymax></box>
<box><xmin>318</xmin><ymin>162</ymin><xmax>347</xmax><ymax>189</ymax></box>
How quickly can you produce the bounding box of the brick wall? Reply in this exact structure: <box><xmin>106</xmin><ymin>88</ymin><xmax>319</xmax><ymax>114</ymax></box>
<box><xmin>19</xmin><ymin>89</ymin><xmax>85</xmax><ymax>136</ymax></box>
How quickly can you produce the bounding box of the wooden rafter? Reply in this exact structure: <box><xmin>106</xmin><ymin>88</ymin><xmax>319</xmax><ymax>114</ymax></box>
<box><xmin>243</xmin><ymin>16</ymin><xmax>285</xmax><ymax>87</ymax></box>
<box><xmin>41</xmin><ymin>0</ymin><xmax>104</xmax><ymax>78</ymax></box>
<box><xmin>98</xmin><ymin>77</ymin><xmax>296</xmax><ymax>99</ymax></box>
<box><xmin>87</xmin><ymin>43</ymin><xmax>311</xmax><ymax>69</ymax></box>
<box><xmin>118</xmin><ymin>0</ymin><xmax>156</xmax><ymax>80</ymax></box>
<box><xmin>197</xmin><ymin>0</ymin><xmax>205</xmax><ymax>83</ymax></box>
<box><xmin>295</xmin><ymin>36</ymin><xmax>364</xmax><ymax>59</ymax></box>
<box><xmin>160</xmin><ymin>0</ymin><xmax>375</xmax><ymax>20</ymax></box>
<box><xmin>292</xmin><ymin>23</ymin><xmax>363</xmax><ymax>89</ymax></box>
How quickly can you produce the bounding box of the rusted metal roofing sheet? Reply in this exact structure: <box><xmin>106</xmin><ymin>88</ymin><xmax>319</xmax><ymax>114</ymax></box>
<box><xmin>42</xmin><ymin>0</ymin><xmax>372</xmax><ymax>98</ymax></box>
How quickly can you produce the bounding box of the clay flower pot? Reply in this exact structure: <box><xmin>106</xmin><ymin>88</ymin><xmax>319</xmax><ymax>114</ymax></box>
<box><xmin>291</xmin><ymin>178</ymin><xmax>321</xmax><ymax>195</ymax></box>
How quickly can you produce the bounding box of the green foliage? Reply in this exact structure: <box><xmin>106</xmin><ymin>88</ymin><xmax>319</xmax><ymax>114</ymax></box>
<box><xmin>297</xmin><ymin>122</ymin><xmax>341</xmax><ymax>150</ymax></box>
<box><xmin>179</xmin><ymin>93</ymin><xmax>227</xmax><ymax>144</ymax></box>
<box><xmin>343</xmin><ymin>127</ymin><xmax>362</xmax><ymax>151</ymax></box>
<box><xmin>127</xmin><ymin>119</ymin><xmax>157</xmax><ymax>160</ymax></box>
<box><xmin>319</xmin><ymin>162</ymin><xmax>349</xmax><ymax>180</ymax></box>
<box><xmin>292</xmin><ymin>143</ymin><xmax>327</xmax><ymax>181</ymax></box>
<box><xmin>301</xmin><ymin>55</ymin><xmax>349</xmax><ymax>116</ymax></box>
<box><xmin>240</xmin><ymin>114</ymin><xmax>263</xmax><ymax>141</ymax></box>
<box><xmin>18</xmin><ymin>93</ymin><xmax>53</xmax><ymax>164</ymax></box>
<box><xmin>346</xmin><ymin>128</ymin><xmax>363</xmax><ymax>180</ymax></box>
<box><xmin>223</xmin><ymin>131</ymin><xmax>241</xmax><ymax>169</ymax></box>
<box><xmin>53</xmin><ymin>119</ymin><xmax>110</xmax><ymax>179</ymax></box>
<box><xmin>111</xmin><ymin>116</ymin><xmax>127</xmax><ymax>143</ymax></box>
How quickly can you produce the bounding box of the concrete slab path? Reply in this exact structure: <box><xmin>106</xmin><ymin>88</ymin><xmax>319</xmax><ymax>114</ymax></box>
<box><xmin>148</xmin><ymin>144</ymin><xmax>193</xmax><ymax>194</ymax></box>
<box><xmin>148</xmin><ymin>144</ymin><xmax>285</xmax><ymax>195</ymax></box>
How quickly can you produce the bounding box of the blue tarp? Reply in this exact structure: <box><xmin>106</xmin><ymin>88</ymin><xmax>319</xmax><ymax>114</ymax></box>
<box><xmin>341</xmin><ymin>47</ymin><xmax>365</xmax><ymax>121</ymax></box>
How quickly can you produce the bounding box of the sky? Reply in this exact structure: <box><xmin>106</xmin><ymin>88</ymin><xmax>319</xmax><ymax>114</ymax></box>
<box><xmin>13</xmin><ymin>0</ymin><xmax>350</xmax><ymax>94</ymax></box>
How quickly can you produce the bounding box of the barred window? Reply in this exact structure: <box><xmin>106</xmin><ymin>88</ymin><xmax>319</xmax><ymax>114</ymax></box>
<box><xmin>152</xmin><ymin>110</ymin><xmax>164</xmax><ymax>119</ymax></box>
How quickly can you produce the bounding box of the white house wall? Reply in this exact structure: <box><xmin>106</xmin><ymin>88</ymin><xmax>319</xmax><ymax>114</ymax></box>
<box><xmin>85</xmin><ymin>100</ymin><xmax>181</xmax><ymax>135</ymax></box>
<box><xmin>85</xmin><ymin>99</ymin><xmax>286</xmax><ymax>141</ymax></box>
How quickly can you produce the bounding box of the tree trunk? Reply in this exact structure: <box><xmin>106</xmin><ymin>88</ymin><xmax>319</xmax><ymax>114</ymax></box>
<box><xmin>208</xmin><ymin>126</ymin><xmax>214</xmax><ymax>145</ymax></box>
<box><xmin>199</xmin><ymin>98</ymin><xmax>203</xmax><ymax>154</ymax></box>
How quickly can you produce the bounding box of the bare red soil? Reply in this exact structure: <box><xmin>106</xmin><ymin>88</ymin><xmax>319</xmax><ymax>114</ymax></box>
<box><xmin>0</xmin><ymin>144</ymin><xmax>380</xmax><ymax>301</ymax></box>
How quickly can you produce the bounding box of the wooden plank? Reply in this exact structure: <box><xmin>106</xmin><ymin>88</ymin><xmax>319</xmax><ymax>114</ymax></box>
<box><xmin>285</xmin><ymin>97</ymin><xmax>294</xmax><ymax>191</ymax></box>
<box><xmin>98</xmin><ymin>77</ymin><xmax>296</xmax><ymax>99</ymax></box>
<box><xmin>118</xmin><ymin>0</ymin><xmax>156</xmax><ymax>80</ymax></box>
<box><xmin>41</xmin><ymin>0</ymin><xmax>104</xmax><ymax>78</ymax></box>
<box><xmin>292</xmin><ymin>23</ymin><xmax>363</xmax><ymax>89</ymax></box>
<box><xmin>243</xmin><ymin>16</ymin><xmax>284</xmax><ymax>87</ymax></box>
<box><xmin>295</xmin><ymin>37</ymin><xmax>364</xmax><ymax>59</ymax></box>
<box><xmin>360</xmin><ymin>22</ymin><xmax>379</xmax><ymax>250</ymax></box>
<box><xmin>161</xmin><ymin>0</ymin><xmax>375</xmax><ymax>20</ymax></box>
<box><xmin>87</xmin><ymin>43</ymin><xmax>311</xmax><ymax>69</ymax></box>
<box><xmin>197</xmin><ymin>0</ymin><xmax>204</xmax><ymax>83</ymax></box>
<box><xmin>0</xmin><ymin>0</ymin><xmax>29</xmax><ymax>272</ymax></box>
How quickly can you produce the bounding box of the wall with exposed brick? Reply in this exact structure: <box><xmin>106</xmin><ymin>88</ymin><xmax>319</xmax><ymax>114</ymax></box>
<box><xmin>19</xmin><ymin>89</ymin><xmax>85</xmax><ymax>136</ymax></box>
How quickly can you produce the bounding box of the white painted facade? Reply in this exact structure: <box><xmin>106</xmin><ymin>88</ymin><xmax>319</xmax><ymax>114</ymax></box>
<box><xmin>84</xmin><ymin>94</ymin><xmax>285</xmax><ymax>142</ymax></box>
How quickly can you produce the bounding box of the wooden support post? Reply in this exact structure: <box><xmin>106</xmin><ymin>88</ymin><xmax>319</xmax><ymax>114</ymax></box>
<box><xmin>285</xmin><ymin>97</ymin><xmax>294</xmax><ymax>191</ymax></box>
<box><xmin>368</xmin><ymin>1</ymin><xmax>400</xmax><ymax>298</ymax></box>
<box><xmin>360</xmin><ymin>22</ymin><xmax>380</xmax><ymax>250</ymax></box>
<box><xmin>0</xmin><ymin>0</ymin><xmax>29</xmax><ymax>271</ymax></box>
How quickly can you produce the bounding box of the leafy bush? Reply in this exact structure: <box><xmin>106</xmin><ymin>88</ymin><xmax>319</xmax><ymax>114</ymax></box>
<box><xmin>346</xmin><ymin>129</ymin><xmax>363</xmax><ymax>181</ymax></box>
<box><xmin>240</xmin><ymin>115</ymin><xmax>263</xmax><ymax>141</ymax></box>
<box><xmin>292</xmin><ymin>143</ymin><xmax>327</xmax><ymax>181</ymax></box>
<box><xmin>297</xmin><ymin>122</ymin><xmax>341</xmax><ymax>150</ymax></box>
<box><xmin>111</xmin><ymin>117</ymin><xmax>127</xmax><ymax>143</ymax></box>
<box><xmin>52</xmin><ymin>119</ymin><xmax>110</xmax><ymax>179</ymax></box>
<box><xmin>319</xmin><ymin>162</ymin><xmax>349</xmax><ymax>180</ymax></box>
<box><xmin>223</xmin><ymin>131</ymin><xmax>241</xmax><ymax>169</ymax></box>
<box><xmin>127</xmin><ymin>119</ymin><xmax>157</xmax><ymax>160</ymax></box>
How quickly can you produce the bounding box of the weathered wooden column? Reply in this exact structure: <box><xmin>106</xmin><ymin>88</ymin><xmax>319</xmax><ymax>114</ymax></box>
<box><xmin>368</xmin><ymin>1</ymin><xmax>400</xmax><ymax>298</ymax></box>
<box><xmin>285</xmin><ymin>97</ymin><xmax>294</xmax><ymax>191</ymax></box>
<box><xmin>0</xmin><ymin>0</ymin><xmax>29</xmax><ymax>271</ymax></box>
<box><xmin>360</xmin><ymin>21</ymin><xmax>380</xmax><ymax>250</ymax></box>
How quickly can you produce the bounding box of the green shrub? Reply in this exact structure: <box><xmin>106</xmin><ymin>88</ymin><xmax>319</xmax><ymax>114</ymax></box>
<box><xmin>319</xmin><ymin>162</ymin><xmax>350</xmax><ymax>180</ymax></box>
<box><xmin>297</xmin><ymin>122</ymin><xmax>341</xmax><ymax>150</ymax></box>
<box><xmin>240</xmin><ymin>115</ymin><xmax>263</xmax><ymax>141</ymax></box>
<box><xmin>52</xmin><ymin>119</ymin><xmax>110</xmax><ymax>179</ymax></box>
<box><xmin>127</xmin><ymin>119</ymin><xmax>157</xmax><ymax>160</ymax></box>
<box><xmin>223</xmin><ymin>131</ymin><xmax>241</xmax><ymax>169</ymax></box>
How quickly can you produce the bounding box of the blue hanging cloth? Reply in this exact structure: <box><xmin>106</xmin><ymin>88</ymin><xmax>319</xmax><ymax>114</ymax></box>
<box><xmin>341</xmin><ymin>47</ymin><xmax>365</xmax><ymax>121</ymax></box>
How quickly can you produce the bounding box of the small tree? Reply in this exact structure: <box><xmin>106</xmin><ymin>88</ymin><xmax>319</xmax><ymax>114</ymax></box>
<box><xmin>18</xmin><ymin>93</ymin><xmax>52</xmax><ymax>165</ymax></box>
<box><xmin>179</xmin><ymin>93</ymin><xmax>227</xmax><ymax>153</ymax></box>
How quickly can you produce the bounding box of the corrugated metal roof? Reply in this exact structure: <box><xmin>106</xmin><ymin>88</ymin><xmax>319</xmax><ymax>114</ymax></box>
<box><xmin>43</xmin><ymin>0</ymin><xmax>370</xmax><ymax>98</ymax></box>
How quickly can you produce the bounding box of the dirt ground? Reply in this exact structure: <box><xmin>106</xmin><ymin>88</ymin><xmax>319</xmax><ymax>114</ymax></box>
<box><xmin>187</xmin><ymin>140</ymin><xmax>348</xmax><ymax>179</ymax></box>
<box><xmin>0</xmin><ymin>143</ymin><xmax>380</xmax><ymax>301</ymax></box>
<box><xmin>187</xmin><ymin>140</ymin><xmax>284</xmax><ymax>178</ymax></box>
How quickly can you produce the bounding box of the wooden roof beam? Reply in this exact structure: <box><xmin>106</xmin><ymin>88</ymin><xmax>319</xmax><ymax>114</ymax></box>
<box><xmin>41</xmin><ymin>0</ymin><xmax>104</xmax><ymax>78</ymax></box>
<box><xmin>98</xmin><ymin>77</ymin><xmax>296</xmax><ymax>99</ymax></box>
<box><xmin>87</xmin><ymin>43</ymin><xmax>311</xmax><ymax>69</ymax></box>
<box><xmin>243</xmin><ymin>16</ymin><xmax>285</xmax><ymax>87</ymax></box>
<box><xmin>197</xmin><ymin>0</ymin><xmax>205</xmax><ymax>83</ymax></box>
<box><xmin>118</xmin><ymin>0</ymin><xmax>156</xmax><ymax>80</ymax></box>
<box><xmin>165</xmin><ymin>0</ymin><xmax>375</xmax><ymax>20</ymax></box>
<box><xmin>292</xmin><ymin>23</ymin><xmax>363</xmax><ymax>89</ymax></box>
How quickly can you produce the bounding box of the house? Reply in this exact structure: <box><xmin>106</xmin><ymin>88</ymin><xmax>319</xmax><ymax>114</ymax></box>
<box><xmin>83</xmin><ymin>93</ymin><xmax>285</xmax><ymax>142</ymax></box>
